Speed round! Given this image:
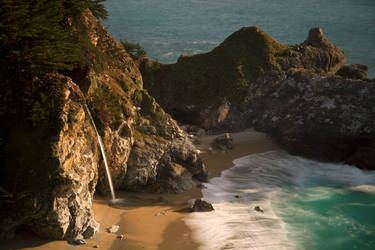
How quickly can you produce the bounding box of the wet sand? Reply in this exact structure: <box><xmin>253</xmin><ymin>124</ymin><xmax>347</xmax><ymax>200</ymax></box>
<box><xmin>1</xmin><ymin>129</ymin><xmax>277</xmax><ymax>250</ymax></box>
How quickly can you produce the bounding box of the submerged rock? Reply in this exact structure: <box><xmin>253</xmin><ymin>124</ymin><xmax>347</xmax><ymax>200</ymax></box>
<box><xmin>192</xmin><ymin>199</ymin><xmax>214</xmax><ymax>212</ymax></box>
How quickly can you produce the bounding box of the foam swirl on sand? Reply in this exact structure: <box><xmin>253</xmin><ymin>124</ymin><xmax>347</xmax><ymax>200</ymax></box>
<box><xmin>185</xmin><ymin>151</ymin><xmax>375</xmax><ymax>250</ymax></box>
<box><xmin>185</xmin><ymin>151</ymin><xmax>299</xmax><ymax>250</ymax></box>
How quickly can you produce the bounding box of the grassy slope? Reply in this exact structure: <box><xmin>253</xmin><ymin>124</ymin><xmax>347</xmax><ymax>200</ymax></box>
<box><xmin>142</xmin><ymin>26</ymin><xmax>288</xmax><ymax>111</ymax></box>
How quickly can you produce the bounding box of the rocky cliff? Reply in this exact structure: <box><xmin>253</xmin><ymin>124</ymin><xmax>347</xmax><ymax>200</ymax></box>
<box><xmin>0</xmin><ymin>10</ymin><xmax>207</xmax><ymax>241</ymax></box>
<box><xmin>141</xmin><ymin>27</ymin><xmax>375</xmax><ymax>170</ymax></box>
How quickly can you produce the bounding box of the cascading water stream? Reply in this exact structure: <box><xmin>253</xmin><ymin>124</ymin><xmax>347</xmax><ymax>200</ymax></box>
<box><xmin>84</xmin><ymin>104</ymin><xmax>116</xmax><ymax>200</ymax></box>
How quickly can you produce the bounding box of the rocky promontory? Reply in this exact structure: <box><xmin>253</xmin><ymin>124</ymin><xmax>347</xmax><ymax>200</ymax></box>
<box><xmin>141</xmin><ymin>27</ymin><xmax>375</xmax><ymax>170</ymax></box>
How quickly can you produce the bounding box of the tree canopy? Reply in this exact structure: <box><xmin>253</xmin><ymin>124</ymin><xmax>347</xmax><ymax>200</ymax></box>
<box><xmin>0</xmin><ymin>0</ymin><xmax>107</xmax><ymax>80</ymax></box>
<box><xmin>120</xmin><ymin>40</ymin><xmax>147</xmax><ymax>58</ymax></box>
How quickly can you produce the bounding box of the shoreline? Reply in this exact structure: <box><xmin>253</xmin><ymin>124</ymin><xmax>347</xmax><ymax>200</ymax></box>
<box><xmin>1</xmin><ymin>129</ymin><xmax>277</xmax><ymax>250</ymax></box>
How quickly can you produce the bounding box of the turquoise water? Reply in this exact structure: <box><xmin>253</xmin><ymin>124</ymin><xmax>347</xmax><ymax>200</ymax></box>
<box><xmin>274</xmin><ymin>160</ymin><xmax>375</xmax><ymax>250</ymax></box>
<box><xmin>103</xmin><ymin>0</ymin><xmax>375</xmax><ymax>77</ymax></box>
<box><xmin>185</xmin><ymin>152</ymin><xmax>375</xmax><ymax>250</ymax></box>
<box><xmin>277</xmin><ymin>188</ymin><xmax>375</xmax><ymax>249</ymax></box>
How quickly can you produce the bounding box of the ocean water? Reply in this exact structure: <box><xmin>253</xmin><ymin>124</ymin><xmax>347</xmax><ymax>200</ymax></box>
<box><xmin>103</xmin><ymin>0</ymin><xmax>375</xmax><ymax>77</ymax></box>
<box><xmin>185</xmin><ymin>151</ymin><xmax>375</xmax><ymax>250</ymax></box>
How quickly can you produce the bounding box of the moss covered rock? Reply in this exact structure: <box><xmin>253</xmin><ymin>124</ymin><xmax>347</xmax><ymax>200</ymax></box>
<box><xmin>140</xmin><ymin>27</ymin><xmax>345</xmax><ymax>129</ymax></box>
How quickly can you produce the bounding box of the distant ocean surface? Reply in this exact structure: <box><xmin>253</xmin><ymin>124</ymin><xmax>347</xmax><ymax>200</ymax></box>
<box><xmin>103</xmin><ymin>1</ymin><xmax>375</xmax><ymax>249</ymax></box>
<box><xmin>104</xmin><ymin>0</ymin><xmax>375</xmax><ymax>77</ymax></box>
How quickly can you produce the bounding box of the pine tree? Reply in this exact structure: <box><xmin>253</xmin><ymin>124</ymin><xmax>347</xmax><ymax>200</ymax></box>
<box><xmin>0</xmin><ymin>0</ymin><xmax>107</xmax><ymax>80</ymax></box>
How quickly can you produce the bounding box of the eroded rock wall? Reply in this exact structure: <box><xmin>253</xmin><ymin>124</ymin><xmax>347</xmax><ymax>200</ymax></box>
<box><xmin>246</xmin><ymin>72</ymin><xmax>375</xmax><ymax>169</ymax></box>
<box><xmin>0</xmin><ymin>10</ymin><xmax>207</xmax><ymax>241</ymax></box>
<box><xmin>0</xmin><ymin>74</ymin><xmax>99</xmax><ymax>240</ymax></box>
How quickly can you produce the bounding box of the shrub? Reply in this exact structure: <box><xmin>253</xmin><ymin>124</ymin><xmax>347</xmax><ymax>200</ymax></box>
<box><xmin>120</xmin><ymin>40</ymin><xmax>147</xmax><ymax>58</ymax></box>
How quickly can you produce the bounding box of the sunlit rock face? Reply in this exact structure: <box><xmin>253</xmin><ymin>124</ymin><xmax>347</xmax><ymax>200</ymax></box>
<box><xmin>0</xmin><ymin>10</ymin><xmax>207</xmax><ymax>240</ymax></box>
<box><xmin>0</xmin><ymin>74</ymin><xmax>100</xmax><ymax>240</ymax></box>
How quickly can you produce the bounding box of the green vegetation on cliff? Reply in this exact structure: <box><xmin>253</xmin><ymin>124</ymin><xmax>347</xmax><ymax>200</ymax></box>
<box><xmin>0</xmin><ymin>0</ymin><xmax>110</xmax><ymax>197</ymax></box>
<box><xmin>120</xmin><ymin>40</ymin><xmax>147</xmax><ymax>58</ymax></box>
<box><xmin>140</xmin><ymin>27</ymin><xmax>288</xmax><ymax>124</ymax></box>
<box><xmin>0</xmin><ymin>0</ymin><xmax>107</xmax><ymax>80</ymax></box>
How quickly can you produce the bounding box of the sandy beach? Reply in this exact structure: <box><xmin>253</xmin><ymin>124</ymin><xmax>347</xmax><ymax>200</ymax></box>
<box><xmin>1</xmin><ymin>129</ymin><xmax>277</xmax><ymax>250</ymax></box>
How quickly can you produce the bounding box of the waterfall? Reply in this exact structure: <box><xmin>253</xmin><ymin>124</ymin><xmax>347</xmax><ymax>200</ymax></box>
<box><xmin>84</xmin><ymin>104</ymin><xmax>116</xmax><ymax>200</ymax></box>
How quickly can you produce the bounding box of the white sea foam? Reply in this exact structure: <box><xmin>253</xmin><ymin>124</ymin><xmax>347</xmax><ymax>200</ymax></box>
<box><xmin>160</xmin><ymin>51</ymin><xmax>175</xmax><ymax>58</ymax></box>
<box><xmin>348</xmin><ymin>185</ymin><xmax>375</xmax><ymax>195</ymax></box>
<box><xmin>191</xmin><ymin>40</ymin><xmax>218</xmax><ymax>45</ymax></box>
<box><xmin>185</xmin><ymin>151</ymin><xmax>300</xmax><ymax>250</ymax></box>
<box><xmin>185</xmin><ymin>151</ymin><xmax>375</xmax><ymax>250</ymax></box>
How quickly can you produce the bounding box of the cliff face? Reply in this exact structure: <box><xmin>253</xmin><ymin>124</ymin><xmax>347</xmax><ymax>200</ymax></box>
<box><xmin>0</xmin><ymin>74</ymin><xmax>100</xmax><ymax>240</ymax></box>
<box><xmin>247</xmin><ymin>72</ymin><xmax>375</xmax><ymax>169</ymax></box>
<box><xmin>141</xmin><ymin>27</ymin><xmax>375</xmax><ymax>170</ymax></box>
<box><xmin>80</xmin><ymin>10</ymin><xmax>207</xmax><ymax>195</ymax></box>
<box><xmin>0</xmin><ymin>10</ymin><xmax>206</xmax><ymax>240</ymax></box>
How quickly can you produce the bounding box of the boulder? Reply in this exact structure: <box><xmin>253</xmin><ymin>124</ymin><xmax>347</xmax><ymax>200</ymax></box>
<box><xmin>106</xmin><ymin>225</ymin><xmax>120</xmax><ymax>234</ymax></box>
<box><xmin>254</xmin><ymin>206</ymin><xmax>264</xmax><ymax>213</ymax></box>
<box><xmin>211</xmin><ymin>133</ymin><xmax>233</xmax><ymax>150</ymax></box>
<box><xmin>336</xmin><ymin>64</ymin><xmax>369</xmax><ymax>80</ymax></box>
<box><xmin>192</xmin><ymin>199</ymin><xmax>214</xmax><ymax>212</ymax></box>
<box><xmin>71</xmin><ymin>237</ymin><xmax>87</xmax><ymax>245</ymax></box>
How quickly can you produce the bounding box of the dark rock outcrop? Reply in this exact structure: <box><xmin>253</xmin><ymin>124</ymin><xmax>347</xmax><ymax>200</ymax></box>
<box><xmin>336</xmin><ymin>64</ymin><xmax>369</xmax><ymax>80</ymax></box>
<box><xmin>280</xmin><ymin>27</ymin><xmax>345</xmax><ymax>75</ymax></box>
<box><xmin>247</xmin><ymin>73</ymin><xmax>375</xmax><ymax>169</ymax></box>
<box><xmin>211</xmin><ymin>133</ymin><xmax>233</xmax><ymax>151</ymax></box>
<box><xmin>254</xmin><ymin>206</ymin><xmax>264</xmax><ymax>213</ymax></box>
<box><xmin>192</xmin><ymin>199</ymin><xmax>214</xmax><ymax>212</ymax></box>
